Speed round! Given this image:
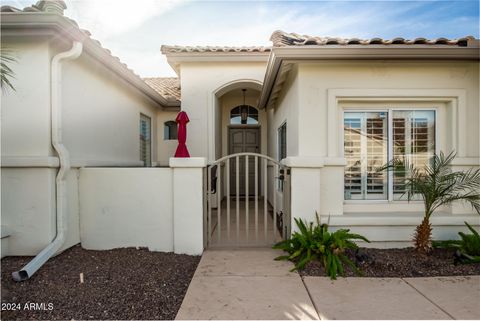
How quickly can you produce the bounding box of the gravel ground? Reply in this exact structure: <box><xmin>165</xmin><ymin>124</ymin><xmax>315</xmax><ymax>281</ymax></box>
<box><xmin>300</xmin><ymin>247</ymin><xmax>480</xmax><ymax>278</ymax></box>
<box><xmin>1</xmin><ymin>245</ymin><xmax>200</xmax><ymax>320</ymax></box>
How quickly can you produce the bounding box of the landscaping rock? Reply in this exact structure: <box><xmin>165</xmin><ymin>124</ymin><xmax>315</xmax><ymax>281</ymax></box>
<box><xmin>1</xmin><ymin>245</ymin><xmax>200</xmax><ymax>320</ymax></box>
<box><xmin>301</xmin><ymin>247</ymin><xmax>480</xmax><ymax>278</ymax></box>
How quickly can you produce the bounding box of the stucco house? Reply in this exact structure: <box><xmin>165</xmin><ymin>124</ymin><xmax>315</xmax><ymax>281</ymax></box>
<box><xmin>1</xmin><ymin>1</ymin><xmax>479</xmax><ymax>280</ymax></box>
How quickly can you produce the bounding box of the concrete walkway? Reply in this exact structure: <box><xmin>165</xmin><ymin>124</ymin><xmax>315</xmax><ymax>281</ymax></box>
<box><xmin>176</xmin><ymin>249</ymin><xmax>480</xmax><ymax>320</ymax></box>
<box><xmin>176</xmin><ymin>248</ymin><xmax>318</xmax><ymax>320</ymax></box>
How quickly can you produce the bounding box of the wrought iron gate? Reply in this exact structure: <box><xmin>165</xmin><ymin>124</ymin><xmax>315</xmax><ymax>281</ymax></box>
<box><xmin>204</xmin><ymin>153</ymin><xmax>290</xmax><ymax>248</ymax></box>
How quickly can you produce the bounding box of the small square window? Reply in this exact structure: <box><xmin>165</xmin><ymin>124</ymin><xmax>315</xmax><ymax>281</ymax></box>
<box><xmin>164</xmin><ymin>121</ymin><xmax>177</xmax><ymax>140</ymax></box>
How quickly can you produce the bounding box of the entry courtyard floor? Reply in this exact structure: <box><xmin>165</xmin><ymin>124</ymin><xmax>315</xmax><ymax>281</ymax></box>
<box><xmin>208</xmin><ymin>198</ymin><xmax>283</xmax><ymax>248</ymax></box>
<box><xmin>176</xmin><ymin>248</ymin><xmax>480</xmax><ymax>320</ymax></box>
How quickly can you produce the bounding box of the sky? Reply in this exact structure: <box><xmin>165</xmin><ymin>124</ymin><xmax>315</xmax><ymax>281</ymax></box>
<box><xmin>2</xmin><ymin>0</ymin><xmax>479</xmax><ymax>77</ymax></box>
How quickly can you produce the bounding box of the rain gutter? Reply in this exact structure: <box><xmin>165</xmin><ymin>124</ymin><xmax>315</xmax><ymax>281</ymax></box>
<box><xmin>12</xmin><ymin>41</ymin><xmax>83</xmax><ymax>281</ymax></box>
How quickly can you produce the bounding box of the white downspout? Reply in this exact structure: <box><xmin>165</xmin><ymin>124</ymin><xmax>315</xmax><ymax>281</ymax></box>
<box><xmin>12</xmin><ymin>41</ymin><xmax>83</xmax><ymax>282</ymax></box>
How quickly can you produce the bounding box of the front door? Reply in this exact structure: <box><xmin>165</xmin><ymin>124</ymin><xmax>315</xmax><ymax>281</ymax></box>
<box><xmin>229</xmin><ymin>127</ymin><xmax>260</xmax><ymax>195</ymax></box>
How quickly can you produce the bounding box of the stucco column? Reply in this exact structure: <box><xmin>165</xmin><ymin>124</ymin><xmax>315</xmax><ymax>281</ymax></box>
<box><xmin>170</xmin><ymin>157</ymin><xmax>207</xmax><ymax>255</ymax></box>
<box><xmin>282</xmin><ymin>157</ymin><xmax>323</xmax><ymax>230</ymax></box>
<box><xmin>283</xmin><ymin>157</ymin><xmax>346</xmax><ymax>231</ymax></box>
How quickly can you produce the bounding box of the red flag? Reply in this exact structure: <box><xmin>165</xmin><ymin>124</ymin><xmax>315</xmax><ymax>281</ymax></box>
<box><xmin>174</xmin><ymin>111</ymin><xmax>190</xmax><ymax>158</ymax></box>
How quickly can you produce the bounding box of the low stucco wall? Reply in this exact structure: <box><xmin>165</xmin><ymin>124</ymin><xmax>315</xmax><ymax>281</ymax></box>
<box><xmin>287</xmin><ymin>163</ymin><xmax>480</xmax><ymax>247</ymax></box>
<box><xmin>0</xmin><ymin>168</ymin><xmax>80</xmax><ymax>256</ymax></box>
<box><xmin>79</xmin><ymin>168</ymin><xmax>174</xmax><ymax>252</ymax></box>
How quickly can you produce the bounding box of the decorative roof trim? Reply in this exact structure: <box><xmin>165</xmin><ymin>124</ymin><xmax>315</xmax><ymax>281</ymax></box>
<box><xmin>161</xmin><ymin>45</ymin><xmax>271</xmax><ymax>54</ymax></box>
<box><xmin>161</xmin><ymin>45</ymin><xmax>270</xmax><ymax>76</ymax></box>
<box><xmin>270</xmin><ymin>30</ymin><xmax>478</xmax><ymax>48</ymax></box>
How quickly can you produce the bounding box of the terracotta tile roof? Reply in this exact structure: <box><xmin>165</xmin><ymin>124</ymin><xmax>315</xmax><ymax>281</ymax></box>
<box><xmin>143</xmin><ymin>77</ymin><xmax>181</xmax><ymax>103</ymax></box>
<box><xmin>270</xmin><ymin>30</ymin><xmax>476</xmax><ymax>47</ymax></box>
<box><xmin>161</xmin><ymin>45</ymin><xmax>271</xmax><ymax>54</ymax></box>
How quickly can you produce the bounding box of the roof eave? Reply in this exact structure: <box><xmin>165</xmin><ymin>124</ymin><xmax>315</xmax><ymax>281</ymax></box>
<box><xmin>1</xmin><ymin>13</ymin><xmax>179</xmax><ymax>109</ymax></box>
<box><xmin>162</xmin><ymin>51</ymin><xmax>270</xmax><ymax>75</ymax></box>
<box><xmin>259</xmin><ymin>45</ymin><xmax>480</xmax><ymax>109</ymax></box>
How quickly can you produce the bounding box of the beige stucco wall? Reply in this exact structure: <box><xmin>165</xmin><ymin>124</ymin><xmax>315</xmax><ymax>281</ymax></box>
<box><xmin>157</xmin><ymin>111</ymin><xmax>179</xmax><ymax>166</ymax></box>
<box><xmin>267</xmin><ymin>65</ymin><xmax>300</xmax><ymax>160</ymax></box>
<box><xmin>1</xmin><ymin>37</ymin><xmax>169</xmax><ymax>256</ymax></box>
<box><xmin>266</xmin><ymin>66</ymin><xmax>300</xmax><ymax>207</ymax></box>
<box><xmin>0</xmin><ymin>168</ymin><xmax>80</xmax><ymax>256</ymax></box>
<box><xmin>1</xmin><ymin>168</ymin><xmax>56</xmax><ymax>255</ymax></box>
<box><xmin>1</xmin><ymin>37</ymin><xmax>53</xmax><ymax>158</ymax></box>
<box><xmin>292</xmin><ymin>60</ymin><xmax>479</xmax><ymax>216</ymax></box>
<box><xmin>296</xmin><ymin>61</ymin><xmax>479</xmax><ymax>158</ymax></box>
<box><xmin>179</xmin><ymin>61</ymin><xmax>268</xmax><ymax>162</ymax></box>
<box><xmin>79</xmin><ymin>168</ymin><xmax>173</xmax><ymax>251</ymax></box>
<box><xmin>271</xmin><ymin>59</ymin><xmax>480</xmax><ymax>245</ymax></box>
<box><xmin>62</xmin><ymin>52</ymin><xmax>161</xmax><ymax>166</ymax></box>
<box><xmin>1</xmin><ymin>38</ymin><xmax>58</xmax><ymax>256</ymax></box>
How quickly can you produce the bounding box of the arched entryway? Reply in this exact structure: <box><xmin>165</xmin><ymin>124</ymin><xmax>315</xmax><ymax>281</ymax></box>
<box><xmin>210</xmin><ymin>79</ymin><xmax>265</xmax><ymax>161</ymax></box>
<box><xmin>205</xmin><ymin>80</ymin><xmax>291</xmax><ymax>248</ymax></box>
<box><xmin>213</xmin><ymin>80</ymin><xmax>266</xmax><ymax>199</ymax></box>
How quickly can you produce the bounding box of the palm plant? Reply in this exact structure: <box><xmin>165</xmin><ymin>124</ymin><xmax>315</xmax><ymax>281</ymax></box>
<box><xmin>1</xmin><ymin>47</ymin><xmax>17</xmax><ymax>91</ymax></box>
<box><xmin>382</xmin><ymin>151</ymin><xmax>480</xmax><ymax>253</ymax></box>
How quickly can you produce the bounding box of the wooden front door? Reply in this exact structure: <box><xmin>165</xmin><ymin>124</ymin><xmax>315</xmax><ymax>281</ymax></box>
<box><xmin>229</xmin><ymin>127</ymin><xmax>260</xmax><ymax>195</ymax></box>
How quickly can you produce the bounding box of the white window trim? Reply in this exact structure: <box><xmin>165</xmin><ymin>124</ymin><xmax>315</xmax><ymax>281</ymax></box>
<box><xmin>327</xmin><ymin>88</ymin><xmax>467</xmax><ymax>159</ymax></box>
<box><xmin>277</xmin><ymin>121</ymin><xmax>287</xmax><ymax>161</ymax></box>
<box><xmin>140</xmin><ymin>113</ymin><xmax>152</xmax><ymax>167</ymax></box>
<box><xmin>343</xmin><ymin>107</ymin><xmax>438</xmax><ymax>204</ymax></box>
<box><xmin>277</xmin><ymin>121</ymin><xmax>287</xmax><ymax>191</ymax></box>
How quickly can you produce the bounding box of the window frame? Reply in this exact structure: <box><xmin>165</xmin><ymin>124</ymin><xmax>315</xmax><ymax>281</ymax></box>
<box><xmin>230</xmin><ymin>105</ymin><xmax>259</xmax><ymax>125</ymax></box>
<box><xmin>139</xmin><ymin>113</ymin><xmax>152</xmax><ymax>167</ymax></box>
<box><xmin>164</xmin><ymin>120</ymin><xmax>177</xmax><ymax>140</ymax></box>
<box><xmin>277</xmin><ymin>121</ymin><xmax>287</xmax><ymax>191</ymax></box>
<box><xmin>277</xmin><ymin>121</ymin><xmax>287</xmax><ymax>161</ymax></box>
<box><xmin>342</xmin><ymin>107</ymin><xmax>438</xmax><ymax>203</ymax></box>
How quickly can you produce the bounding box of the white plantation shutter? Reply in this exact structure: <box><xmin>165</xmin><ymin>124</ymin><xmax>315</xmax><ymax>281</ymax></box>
<box><xmin>344</xmin><ymin>117</ymin><xmax>362</xmax><ymax>198</ymax></box>
<box><xmin>392</xmin><ymin>110</ymin><xmax>435</xmax><ymax>199</ymax></box>
<box><xmin>140</xmin><ymin>114</ymin><xmax>151</xmax><ymax>167</ymax></box>
<box><xmin>344</xmin><ymin>109</ymin><xmax>435</xmax><ymax>201</ymax></box>
<box><xmin>344</xmin><ymin>112</ymin><xmax>387</xmax><ymax>200</ymax></box>
<box><xmin>277</xmin><ymin>123</ymin><xmax>287</xmax><ymax>191</ymax></box>
<box><xmin>278</xmin><ymin>123</ymin><xmax>287</xmax><ymax>160</ymax></box>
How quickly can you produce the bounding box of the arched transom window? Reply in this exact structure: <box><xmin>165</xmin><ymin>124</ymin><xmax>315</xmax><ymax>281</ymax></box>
<box><xmin>230</xmin><ymin>106</ymin><xmax>259</xmax><ymax>125</ymax></box>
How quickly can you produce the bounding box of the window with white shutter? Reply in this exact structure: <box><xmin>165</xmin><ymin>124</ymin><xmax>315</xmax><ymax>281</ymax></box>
<box><xmin>392</xmin><ymin>110</ymin><xmax>435</xmax><ymax>200</ymax></box>
<box><xmin>277</xmin><ymin>122</ymin><xmax>287</xmax><ymax>191</ymax></box>
<box><xmin>344</xmin><ymin>109</ymin><xmax>435</xmax><ymax>201</ymax></box>
<box><xmin>344</xmin><ymin>112</ymin><xmax>388</xmax><ymax>200</ymax></box>
<box><xmin>278</xmin><ymin>122</ymin><xmax>287</xmax><ymax>161</ymax></box>
<box><xmin>140</xmin><ymin>114</ymin><xmax>151</xmax><ymax>167</ymax></box>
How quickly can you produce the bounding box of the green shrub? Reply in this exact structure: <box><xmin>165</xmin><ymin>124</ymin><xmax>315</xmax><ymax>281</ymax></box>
<box><xmin>433</xmin><ymin>221</ymin><xmax>480</xmax><ymax>264</ymax></box>
<box><xmin>273</xmin><ymin>214</ymin><xmax>369</xmax><ymax>279</ymax></box>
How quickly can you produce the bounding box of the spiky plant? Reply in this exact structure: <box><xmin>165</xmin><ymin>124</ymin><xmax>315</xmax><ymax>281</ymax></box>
<box><xmin>382</xmin><ymin>151</ymin><xmax>480</xmax><ymax>253</ymax></box>
<box><xmin>273</xmin><ymin>213</ymin><xmax>369</xmax><ymax>279</ymax></box>
<box><xmin>433</xmin><ymin>221</ymin><xmax>480</xmax><ymax>264</ymax></box>
<box><xmin>1</xmin><ymin>47</ymin><xmax>17</xmax><ymax>91</ymax></box>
